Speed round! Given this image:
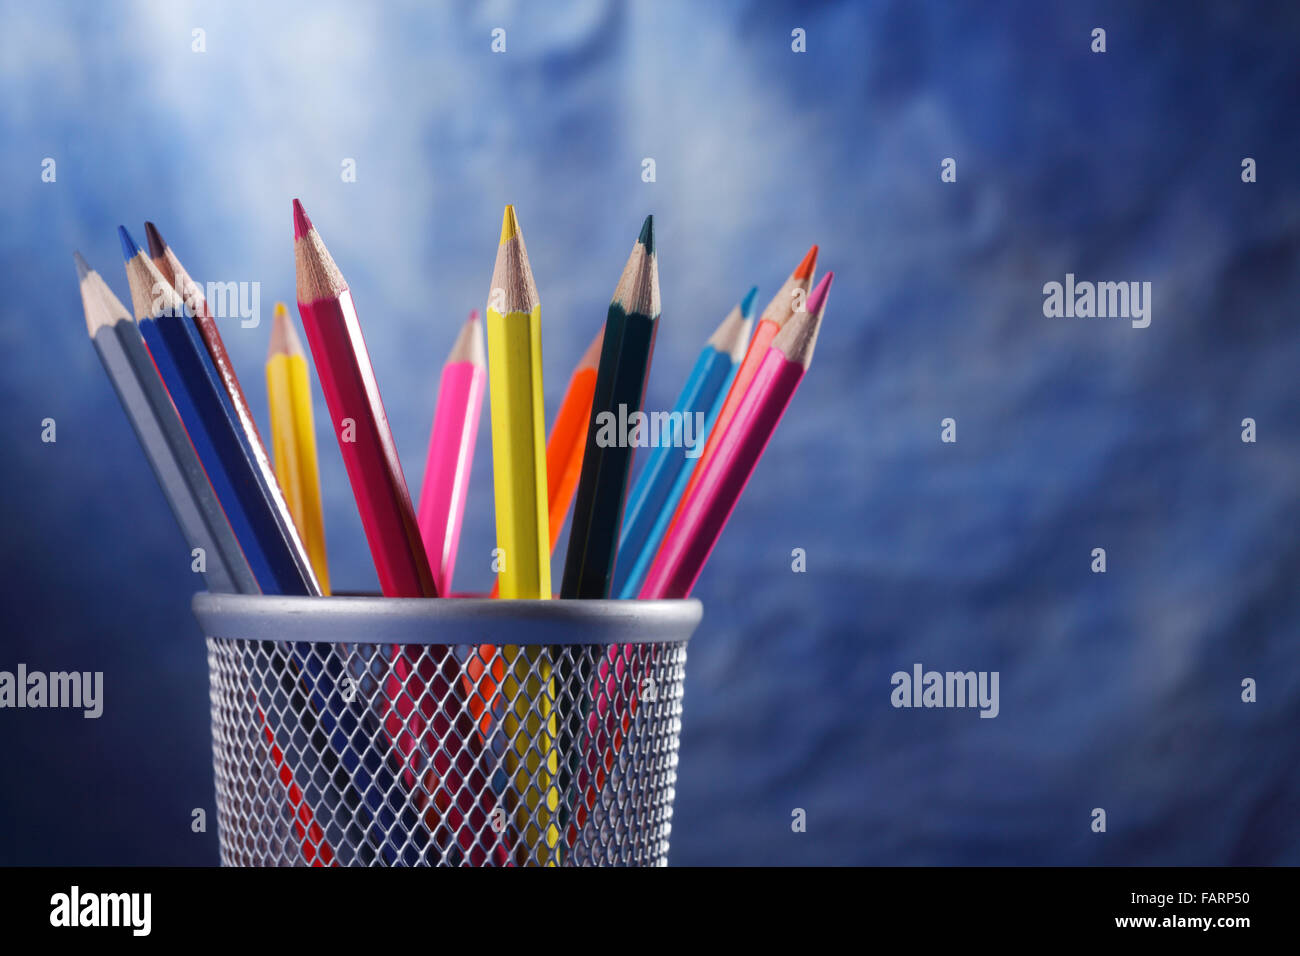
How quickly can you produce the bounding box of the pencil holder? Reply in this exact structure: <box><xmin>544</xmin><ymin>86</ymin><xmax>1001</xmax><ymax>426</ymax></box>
<box><xmin>193</xmin><ymin>592</ymin><xmax>702</xmax><ymax>867</ymax></box>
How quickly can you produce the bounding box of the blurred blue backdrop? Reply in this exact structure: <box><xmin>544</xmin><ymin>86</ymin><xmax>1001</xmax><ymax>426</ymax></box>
<box><xmin>1</xmin><ymin>0</ymin><xmax>1297</xmax><ymax>865</ymax></box>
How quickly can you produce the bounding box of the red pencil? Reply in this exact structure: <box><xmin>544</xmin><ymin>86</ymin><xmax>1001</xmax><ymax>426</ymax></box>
<box><xmin>293</xmin><ymin>200</ymin><xmax>437</xmax><ymax>798</ymax></box>
<box><xmin>259</xmin><ymin>706</ymin><xmax>335</xmax><ymax>866</ymax></box>
<box><xmin>292</xmin><ymin>199</ymin><xmax>435</xmax><ymax>598</ymax></box>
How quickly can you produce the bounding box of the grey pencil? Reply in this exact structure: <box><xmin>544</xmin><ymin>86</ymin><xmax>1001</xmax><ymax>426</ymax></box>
<box><xmin>75</xmin><ymin>251</ymin><xmax>257</xmax><ymax>594</ymax></box>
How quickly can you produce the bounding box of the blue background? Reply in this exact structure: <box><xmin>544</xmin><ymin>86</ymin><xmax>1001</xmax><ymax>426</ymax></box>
<box><xmin>1</xmin><ymin>0</ymin><xmax>1297</xmax><ymax>865</ymax></box>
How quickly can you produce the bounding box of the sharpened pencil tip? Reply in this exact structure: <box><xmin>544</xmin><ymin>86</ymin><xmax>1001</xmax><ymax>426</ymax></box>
<box><xmin>806</xmin><ymin>271</ymin><xmax>834</xmax><ymax>316</ymax></box>
<box><xmin>118</xmin><ymin>226</ymin><xmax>141</xmax><ymax>262</ymax></box>
<box><xmin>794</xmin><ymin>244</ymin><xmax>819</xmax><ymax>280</ymax></box>
<box><xmin>73</xmin><ymin>251</ymin><xmax>92</xmax><ymax>281</ymax></box>
<box><xmin>637</xmin><ymin>214</ymin><xmax>655</xmax><ymax>255</ymax></box>
<box><xmin>500</xmin><ymin>205</ymin><xmax>519</xmax><ymax>244</ymax></box>
<box><xmin>292</xmin><ymin>198</ymin><xmax>313</xmax><ymax>239</ymax></box>
<box><xmin>740</xmin><ymin>285</ymin><xmax>759</xmax><ymax>318</ymax></box>
<box><xmin>268</xmin><ymin>303</ymin><xmax>294</xmax><ymax>358</ymax></box>
<box><xmin>447</xmin><ymin>308</ymin><xmax>487</xmax><ymax>366</ymax></box>
<box><xmin>143</xmin><ymin>221</ymin><xmax>166</xmax><ymax>259</ymax></box>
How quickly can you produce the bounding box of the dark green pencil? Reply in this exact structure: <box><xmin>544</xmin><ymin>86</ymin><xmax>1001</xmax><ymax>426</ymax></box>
<box><xmin>558</xmin><ymin>217</ymin><xmax>659</xmax><ymax>853</ymax></box>
<box><xmin>561</xmin><ymin>215</ymin><xmax>661</xmax><ymax>599</ymax></box>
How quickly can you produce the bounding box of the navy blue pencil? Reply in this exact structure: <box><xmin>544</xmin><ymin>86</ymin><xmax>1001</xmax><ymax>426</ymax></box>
<box><xmin>119</xmin><ymin>227</ymin><xmax>318</xmax><ymax>597</ymax></box>
<box><xmin>120</xmin><ymin>227</ymin><xmax>367</xmax><ymax>859</ymax></box>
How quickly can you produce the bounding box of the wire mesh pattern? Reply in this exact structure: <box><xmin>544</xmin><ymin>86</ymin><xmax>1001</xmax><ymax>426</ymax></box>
<box><xmin>207</xmin><ymin>636</ymin><xmax>688</xmax><ymax>866</ymax></box>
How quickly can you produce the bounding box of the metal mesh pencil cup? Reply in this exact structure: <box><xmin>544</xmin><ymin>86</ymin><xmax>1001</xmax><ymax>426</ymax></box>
<box><xmin>193</xmin><ymin>593</ymin><xmax>702</xmax><ymax>867</ymax></box>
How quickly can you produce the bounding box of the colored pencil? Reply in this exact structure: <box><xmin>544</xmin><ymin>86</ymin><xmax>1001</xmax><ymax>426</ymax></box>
<box><xmin>144</xmin><ymin>223</ymin><xmax>318</xmax><ymax>584</ymax></box>
<box><xmin>291</xmin><ymin>209</ymin><xmax>463</xmax><ymax>864</ymax></box>
<box><xmin>565</xmin><ymin>285</ymin><xmax>754</xmax><ymax>842</ymax></box>
<box><xmin>485</xmin><ymin>205</ymin><xmax>550</xmax><ymax>598</ymax></box>
<box><xmin>558</xmin><ymin>216</ymin><xmax>660</xmax><ymax>849</ymax></box>
<box><xmin>561</xmin><ymin>215</ymin><xmax>661</xmax><ymax>599</ymax></box>
<box><xmin>466</xmin><ymin>328</ymin><xmax>603</xmax><ymax>860</ymax></box>
<box><xmin>259</xmin><ymin>704</ymin><xmax>336</xmax><ymax>866</ymax></box>
<box><xmin>481</xmin><ymin>205</ymin><xmax>558</xmax><ymax>864</ymax></box>
<box><xmin>642</xmin><ymin>272</ymin><xmax>833</xmax><ymax>598</ymax></box>
<box><xmin>143</xmin><ymin>220</ymin><xmax>281</xmax><ymax>528</ymax></box>
<box><xmin>121</xmin><ymin>227</ymin><xmax>319</xmax><ymax>597</ymax></box>
<box><xmin>544</xmin><ymin>328</ymin><xmax>605</xmax><ymax>552</ymax></box>
<box><xmin>292</xmin><ymin>199</ymin><xmax>437</xmax><ymax>800</ymax></box>
<box><xmin>612</xmin><ymin>286</ymin><xmax>756</xmax><ymax>599</ymax></box>
<box><xmin>91</xmin><ymin>246</ymin><xmax>335</xmax><ymax>865</ymax></box>
<box><xmin>569</xmin><ymin>273</ymin><xmax>833</xmax><ymax>847</ymax></box>
<box><xmin>292</xmin><ymin>199</ymin><xmax>434</xmax><ymax>598</ymax></box>
<box><xmin>267</xmin><ymin>303</ymin><xmax>331</xmax><ymax>593</ymax></box>
<box><xmin>411</xmin><ymin>308</ymin><xmax>501</xmax><ymax>863</ymax></box>
<box><xmin>471</xmin><ymin>327</ymin><xmax>601</xmax><ymax>786</ymax></box>
<box><xmin>75</xmin><ymin>252</ymin><xmax>256</xmax><ymax>595</ymax></box>
<box><xmin>417</xmin><ymin>310</ymin><xmax>486</xmax><ymax>595</ymax></box>
<box><xmin>483</xmin><ymin>326</ymin><xmax>602</xmax><ymax>600</ymax></box>
<box><xmin>665</xmin><ymin>245</ymin><xmax>817</xmax><ymax>537</ymax></box>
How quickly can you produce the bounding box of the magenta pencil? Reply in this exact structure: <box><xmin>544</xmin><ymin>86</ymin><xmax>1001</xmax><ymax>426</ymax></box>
<box><xmin>577</xmin><ymin>275</ymin><xmax>833</xmax><ymax>843</ymax></box>
<box><xmin>417</xmin><ymin>310</ymin><xmax>487</xmax><ymax>594</ymax></box>
<box><xmin>640</xmin><ymin>272</ymin><xmax>834</xmax><ymax>599</ymax></box>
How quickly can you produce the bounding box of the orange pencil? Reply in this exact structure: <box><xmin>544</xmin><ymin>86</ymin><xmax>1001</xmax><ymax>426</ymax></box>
<box><xmin>543</xmin><ymin>328</ymin><xmax>604</xmax><ymax>552</ymax></box>
<box><xmin>664</xmin><ymin>245</ymin><xmax>817</xmax><ymax>537</ymax></box>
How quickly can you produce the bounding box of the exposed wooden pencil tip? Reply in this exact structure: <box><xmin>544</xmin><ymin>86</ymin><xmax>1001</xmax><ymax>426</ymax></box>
<box><xmin>118</xmin><ymin>225</ymin><xmax>141</xmax><ymax>261</ymax></box>
<box><xmin>294</xmin><ymin>204</ymin><xmax>348</xmax><ymax>302</ymax></box>
<box><xmin>500</xmin><ymin>205</ymin><xmax>520</xmax><ymax>244</ymax></box>
<box><xmin>611</xmin><ymin>219</ymin><xmax>661</xmax><ymax>318</ymax></box>
<box><xmin>144</xmin><ymin>221</ymin><xmax>166</xmax><ymax>259</ymax></box>
<box><xmin>268</xmin><ymin>305</ymin><xmax>288</xmax><ymax>352</ymax></box>
<box><xmin>638</xmin><ymin>214</ymin><xmax>655</xmax><ymax>255</ymax></box>
<box><xmin>76</xmin><ymin>252</ymin><xmax>128</xmax><ymax>336</ymax></box>
<box><xmin>447</xmin><ymin>308</ymin><xmax>487</xmax><ymax>366</ymax></box>
<box><xmin>268</xmin><ymin>303</ymin><xmax>301</xmax><ymax>358</ymax></box>
<box><xmin>292</xmin><ymin>199</ymin><xmax>313</xmax><ymax>239</ymax></box>
<box><xmin>707</xmin><ymin>303</ymin><xmax>754</xmax><ymax>362</ymax></box>
<box><xmin>806</xmin><ymin>271</ymin><xmax>834</xmax><ymax>316</ymax></box>
<box><xmin>771</xmin><ymin>271</ymin><xmax>831</xmax><ymax>368</ymax></box>
<box><xmin>488</xmin><ymin>208</ymin><xmax>539</xmax><ymax>314</ymax></box>
<box><xmin>124</xmin><ymin>239</ymin><xmax>184</xmax><ymax>320</ymax></box>
<box><xmin>794</xmin><ymin>244</ymin><xmax>819</xmax><ymax>280</ymax></box>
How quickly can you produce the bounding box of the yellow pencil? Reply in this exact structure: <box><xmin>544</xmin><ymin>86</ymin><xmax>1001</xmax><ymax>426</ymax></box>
<box><xmin>485</xmin><ymin>205</ymin><xmax>557</xmax><ymax>864</ymax></box>
<box><xmin>267</xmin><ymin>302</ymin><xmax>330</xmax><ymax>593</ymax></box>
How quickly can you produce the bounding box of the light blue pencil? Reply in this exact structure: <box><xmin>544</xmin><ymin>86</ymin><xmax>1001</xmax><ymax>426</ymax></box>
<box><xmin>613</xmin><ymin>287</ymin><xmax>757</xmax><ymax>598</ymax></box>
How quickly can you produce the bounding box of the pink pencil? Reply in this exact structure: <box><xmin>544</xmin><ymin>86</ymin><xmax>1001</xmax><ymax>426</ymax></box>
<box><xmin>417</xmin><ymin>310</ymin><xmax>487</xmax><ymax>594</ymax></box>
<box><xmin>640</xmin><ymin>272</ymin><xmax>833</xmax><ymax>599</ymax></box>
<box><xmin>572</xmin><ymin>274</ymin><xmax>832</xmax><ymax>845</ymax></box>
